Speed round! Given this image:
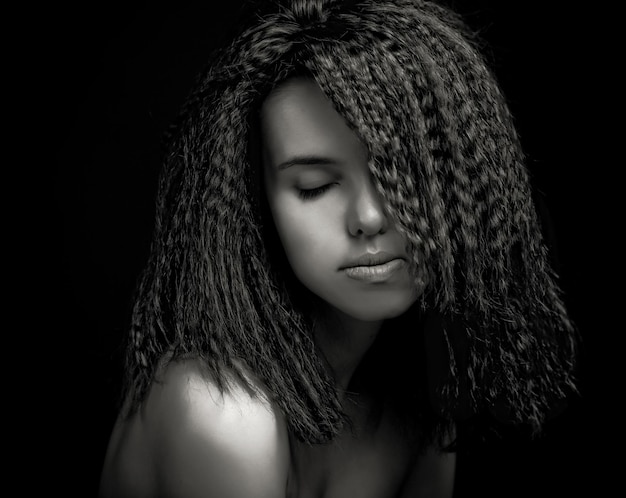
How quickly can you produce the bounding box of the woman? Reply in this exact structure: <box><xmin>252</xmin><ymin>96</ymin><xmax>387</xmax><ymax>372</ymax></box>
<box><xmin>99</xmin><ymin>1</ymin><xmax>578</xmax><ymax>496</ymax></box>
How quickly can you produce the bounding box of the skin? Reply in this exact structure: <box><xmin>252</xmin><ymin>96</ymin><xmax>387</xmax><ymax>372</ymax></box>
<box><xmin>99</xmin><ymin>359</ymin><xmax>290</xmax><ymax>498</ymax></box>
<box><xmin>261</xmin><ymin>76</ymin><xmax>455</xmax><ymax>497</ymax></box>
<box><xmin>98</xmin><ymin>76</ymin><xmax>456</xmax><ymax>498</ymax></box>
<box><xmin>261</xmin><ymin>76</ymin><xmax>430</xmax><ymax>395</ymax></box>
<box><xmin>262</xmin><ymin>77</ymin><xmax>424</xmax><ymax>328</ymax></box>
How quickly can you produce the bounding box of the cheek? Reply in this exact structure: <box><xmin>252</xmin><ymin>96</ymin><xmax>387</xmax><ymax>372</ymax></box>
<box><xmin>272</xmin><ymin>205</ymin><xmax>328</xmax><ymax>275</ymax></box>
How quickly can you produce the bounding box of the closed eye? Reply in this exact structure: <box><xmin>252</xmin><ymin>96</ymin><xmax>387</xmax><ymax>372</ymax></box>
<box><xmin>297</xmin><ymin>184</ymin><xmax>333</xmax><ymax>200</ymax></box>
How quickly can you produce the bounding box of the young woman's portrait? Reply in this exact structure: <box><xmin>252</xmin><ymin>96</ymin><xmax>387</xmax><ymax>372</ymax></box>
<box><xmin>54</xmin><ymin>0</ymin><xmax>608</xmax><ymax>496</ymax></box>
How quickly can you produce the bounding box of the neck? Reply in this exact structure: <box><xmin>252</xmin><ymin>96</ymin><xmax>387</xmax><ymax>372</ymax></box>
<box><xmin>313</xmin><ymin>307</ymin><xmax>383</xmax><ymax>399</ymax></box>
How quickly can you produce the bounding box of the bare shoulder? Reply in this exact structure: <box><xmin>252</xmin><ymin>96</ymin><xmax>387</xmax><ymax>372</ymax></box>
<box><xmin>99</xmin><ymin>358</ymin><xmax>290</xmax><ymax>498</ymax></box>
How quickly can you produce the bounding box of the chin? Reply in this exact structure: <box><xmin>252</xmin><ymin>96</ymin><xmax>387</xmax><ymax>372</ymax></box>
<box><xmin>337</xmin><ymin>292</ymin><xmax>419</xmax><ymax>323</ymax></box>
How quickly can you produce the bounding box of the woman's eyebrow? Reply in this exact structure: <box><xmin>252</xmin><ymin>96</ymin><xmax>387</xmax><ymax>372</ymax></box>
<box><xmin>277</xmin><ymin>155</ymin><xmax>337</xmax><ymax>170</ymax></box>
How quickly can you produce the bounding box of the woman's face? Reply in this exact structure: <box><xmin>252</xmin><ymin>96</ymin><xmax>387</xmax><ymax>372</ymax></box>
<box><xmin>261</xmin><ymin>77</ymin><xmax>424</xmax><ymax>322</ymax></box>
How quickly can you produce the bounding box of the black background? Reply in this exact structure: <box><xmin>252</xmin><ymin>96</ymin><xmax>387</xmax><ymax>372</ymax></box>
<box><xmin>49</xmin><ymin>1</ymin><xmax>612</xmax><ymax>496</ymax></box>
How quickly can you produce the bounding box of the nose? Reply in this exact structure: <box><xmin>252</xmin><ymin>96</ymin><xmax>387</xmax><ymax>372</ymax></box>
<box><xmin>347</xmin><ymin>179</ymin><xmax>389</xmax><ymax>237</ymax></box>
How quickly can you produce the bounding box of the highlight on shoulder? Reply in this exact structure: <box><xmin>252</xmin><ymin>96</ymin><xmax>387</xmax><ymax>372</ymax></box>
<box><xmin>98</xmin><ymin>358</ymin><xmax>291</xmax><ymax>498</ymax></box>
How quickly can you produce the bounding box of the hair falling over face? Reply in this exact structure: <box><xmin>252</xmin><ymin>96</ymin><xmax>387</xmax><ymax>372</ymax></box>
<box><xmin>120</xmin><ymin>0</ymin><xmax>579</xmax><ymax>447</ymax></box>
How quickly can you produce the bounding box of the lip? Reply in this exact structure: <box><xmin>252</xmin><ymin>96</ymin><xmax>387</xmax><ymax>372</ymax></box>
<box><xmin>340</xmin><ymin>251</ymin><xmax>401</xmax><ymax>269</ymax></box>
<box><xmin>340</xmin><ymin>252</ymin><xmax>406</xmax><ymax>283</ymax></box>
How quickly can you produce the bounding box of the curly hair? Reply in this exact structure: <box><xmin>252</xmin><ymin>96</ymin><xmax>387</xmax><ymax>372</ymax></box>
<box><xmin>120</xmin><ymin>0</ymin><xmax>578</xmax><ymax>446</ymax></box>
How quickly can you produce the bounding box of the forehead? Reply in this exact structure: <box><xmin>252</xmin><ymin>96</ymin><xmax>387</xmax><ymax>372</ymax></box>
<box><xmin>259</xmin><ymin>77</ymin><xmax>366</xmax><ymax>165</ymax></box>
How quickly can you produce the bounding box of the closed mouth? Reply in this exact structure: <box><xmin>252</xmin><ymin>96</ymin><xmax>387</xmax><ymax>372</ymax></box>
<box><xmin>340</xmin><ymin>251</ymin><xmax>406</xmax><ymax>283</ymax></box>
<box><xmin>340</xmin><ymin>251</ymin><xmax>402</xmax><ymax>270</ymax></box>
